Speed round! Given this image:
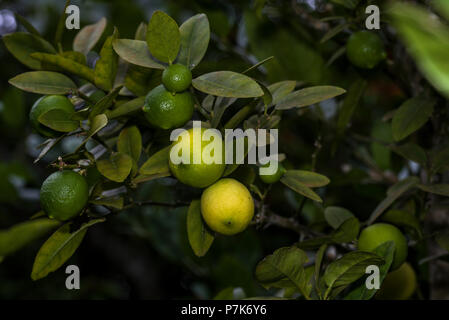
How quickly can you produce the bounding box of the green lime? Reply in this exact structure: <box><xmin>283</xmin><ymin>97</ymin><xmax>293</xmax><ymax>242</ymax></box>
<box><xmin>169</xmin><ymin>127</ymin><xmax>226</xmax><ymax>188</ymax></box>
<box><xmin>201</xmin><ymin>178</ymin><xmax>254</xmax><ymax>235</ymax></box>
<box><xmin>346</xmin><ymin>31</ymin><xmax>386</xmax><ymax>69</ymax></box>
<box><xmin>162</xmin><ymin>63</ymin><xmax>192</xmax><ymax>93</ymax></box>
<box><xmin>259</xmin><ymin>161</ymin><xmax>286</xmax><ymax>184</ymax></box>
<box><xmin>29</xmin><ymin>95</ymin><xmax>75</xmax><ymax>137</ymax></box>
<box><xmin>40</xmin><ymin>170</ymin><xmax>89</xmax><ymax>221</ymax></box>
<box><xmin>143</xmin><ymin>85</ymin><xmax>194</xmax><ymax>130</ymax></box>
<box><xmin>375</xmin><ymin>262</ymin><xmax>416</xmax><ymax>300</ymax></box>
<box><xmin>358</xmin><ymin>223</ymin><xmax>408</xmax><ymax>270</ymax></box>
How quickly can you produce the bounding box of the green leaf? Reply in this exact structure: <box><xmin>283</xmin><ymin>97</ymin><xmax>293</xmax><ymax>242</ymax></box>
<box><xmin>187</xmin><ymin>200</ymin><xmax>214</xmax><ymax>257</ymax></box>
<box><xmin>276</xmin><ymin>86</ymin><xmax>346</xmax><ymax>110</ymax></box>
<box><xmin>324</xmin><ymin>206</ymin><xmax>354</xmax><ymax>229</ymax></box>
<box><xmin>139</xmin><ymin>146</ymin><xmax>171</xmax><ymax>176</ymax></box>
<box><xmin>38</xmin><ymin>109</ymin><xmax>79</xmax><ymax>133</ymax></box>
<box><xmin>178</xmin><ymin>14</ymin><xmax>210</xmax><ymax>69</ymax></box>
<box><xmin>283</xmin><ymin>170</ymin><xmax>330</xmax><ymax>188</ymax></box>
<box><xmin>3</xmin><ymin>32</ymin><xmax>56</xmax><ymax>69</ymax></box>
<box><xmin>390</xmin><ymin>143</ymin><xmax>427</xmax><ymax>165</ymax></box>
<box><xmin>34</xmin><ymin>136</ymin><xmax>66</xmax><ymax>164</ymax></box>
<box><xmin>280</xmin><ymin>175</ymin><xmax>322</xmax><ymax>203</ymax></box>
<box><xmin>345</xmin><ymin>241</ymin><xmax>395</xmax><ymax>300</ymax></box>
<box><xmin>381</xmin><ymin>209</ymin><xmax>422</xmax><ymax>238</ymax></box>
<box><xmin>392</xmin><ymin>96</ymin><xmax>435</xmax><ymax>142</ymax></box>
<box><xmin>336</xmin><ymin>79</ymin><xmax>367</xmax><ymax>134</ymax></box>
<box><xmin>54</xmin><ymin>0</ymin><xmax>71</xmax><ymax>45</ymax></box>
<box><xmin>97</xmin><ymin>153</ymin><xmax>133</xmax><ymax>182</ymax></box>
<box><xmin>192</xmin><ymin>71</ymin><xmax>264</xmax><ymax>98</ymax></box>
<box><xmin>73</xmin><ymin>17</ymin><xmax>107</xmax><ymax>55</ymax></box>
<box><xmin>436</xmin><ymin>232</ymin><xmax>449</xmax><ymax>252</ymax></box>
<box><xmin>323</xmin><ymin>251</ymin><xmax>384</xmax><ymax>298</ymax></box>
<box><xmin>14</xmin><ymin>14</ymin><xmax>40</xmax><ymax>36</ymax></box>
<box><xmin>31</xmin><ymin>219</ymin><xmax>104</xmax><ymax>280</ymax></box>
<box><xmin>118</xmin><ymin>126</ymin><xmax>142</xmax><ymax>162</ymax></box>
<box><xmin>331</xmin><ymin>217</ymin><xmax>360</xmax><ymax>243</ymax></box>
<box><xmin>389</xmin><ymin>3</ymin><xmax>449</xmax><ymax>98</ymax></box>
<box><xmin>434</xmin><ymin>0</ymin><xmax>449</xmax><ymax>20</ymax></box>
<box><xmin>90</xmin><ymin>197</ymin><xmax>124</xmax><ymax>210</ymax></box>
<box><xmin>95</xmin><ymin>28</ymin><xmax>119</xmax><ymax>91</ymax></box>
<box><xmin>112</xmin><ymin>39</ymin><xmax>165</xmax><ymax>69</ymax></box>
<box><xmin>134</xmin><ymin>22</ymin><xmax>147</xmax><ymax>41</ymax></box>
<box><xmin>75</xmin><ymin>114</ymin><xmax>108</xmax><ymax>152</ymax></box>
<box><xmin>255</xmin><ymin>247</ymin><xmax>311</xmax><ymax>298</ymax></box>
<box><xmin>146</xmin><ymin>11</ymin><xmax>180</xmax><ymax>63</ymax></box>
<box><xmin>367</xmin><ymin>177</ymin><xmax>420</xmax><ymax>224</ymax></box>
<box><xmin>417</xmin><ymin>184</ymin><xmax>449</xmax><ymax>197</ymax></box>
<box><xmin>314</xmin><ymin>243</ymin><xmax>328</xmax><ymax>298</ymax></box>
<box><xmin>89</xmin><ymin>85</ymin><xmax>122</xmax><ymax>119</ymax></box>
<box><xmin>267</xmin><ymin>81</ymin><xmax>296</xmax><ymax>106</ymax></box>
<box><xmin>9</xmin><ymin>71</ymin><xmax>77</xmax><ymax>94</ymax></box>
<box><xmin>106</xmin><ymin>96</ymin><xmax>145</xmax><ymax>119</ymax></box>
<box><xmin>320</xmin><ymin>23</ymin><xmax>350</xmax><ymax>44</ymax></box>
<box><xmin>0</xmin><ymin>218</ymin><xmax>60</xmax><ymax>257</ymax></box>
<box><xmin>331</xmin><ymin>0</ymin><xmax>360</xmax><ymax>9</ymax></box>
<box><xmin>210</xmin><ymin>97</ymin><xmax>237</xmax><ymax>128</ymax></box>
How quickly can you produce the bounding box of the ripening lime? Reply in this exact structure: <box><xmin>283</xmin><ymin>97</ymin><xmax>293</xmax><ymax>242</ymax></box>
<box><xmin>376</xmin><ymin>262</ymin><xmax>417</xmax><ymax>300</ymax></box>
<box><xmin>142</xmin><ymin>84</ymin><xmax>194</xmax><ymax>130</ymax></box>
<box><xmin>201</xmin><ymin>178</ymin><xmax>254</xmax><ymax>235</ymax></box>
<box><xmin>169</xmin><ymin>127</ymin><xmax>226</xmax><ymax>188</ymax></box>
<box><xmin>346</xmin><ymin>31</ymin><xmax>386</xmax><ymax>69</ymax></box>
<box><xmin>358</xmin><ymin>223</ymin><xmax>408</xmax><ymax>270</ymax></box>
<box><xmin>29</xmin><ymin>95</ymin><xmax>75</xmax><ymax>137</ymax></box>
<box><xmin>40</xmin><ymin>170</ymin><xmax>89</xmax><ymax>221</ymax></box>
<box><xmin>162</xmin><ymin>63</ymin><xmax>192</xmax><ymax>93</ymax></box>
<box><xmin>259</xmin><ymin>161</ymin><xmax>286</xmax><ymax>184</ymax></box>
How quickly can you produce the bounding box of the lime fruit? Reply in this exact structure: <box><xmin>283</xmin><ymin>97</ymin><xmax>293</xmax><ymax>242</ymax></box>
<box><xmin>29</xmin><ymin>95</ymin><xmax>75</xmax><ymax>137</ymax></box>
<box><xmin>346</xmin><ymin>31</ymin><xmax>386</xmax><ymax>69</ymax></box>
<box><xmin>162</xmin><ymin>63</ymin><xmax>192</xmax><ymax>93</ymax></box>
<box><xmin>143</xmin><ymin>84</ymin><xmax>194</xmax><ymax>130</ymax></box>
<box><xmin>169</xmin><ymin>127</ymin><xmax>226</xmax><ymax>188</ymax></box>
<box><xmin>259</xmin><ymin>161</ymin><xmax>286</xmax><ymax>184</ymax></box>
<box><xmin>40</xmin><ymin>170</ymin><xmax>89</xmax><ymax>221</ymax></box>
<box><xmin>376</xmin><ymin>262</ymin><xmax>417</xmax><ymax>300</ymax></box>
<box><xmin>358</xmin><ymin>223</ymin><xmax>408</xmax><ymax>270</ymax></box>
<box><xmin>201</xmin><ymin>178</ymin><xmax>254</xmax><ymax>235</ymax></box>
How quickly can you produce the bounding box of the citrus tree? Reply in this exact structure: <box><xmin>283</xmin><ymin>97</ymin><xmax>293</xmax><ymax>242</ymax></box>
<box><xmin>1</xmin><ymin>0</ymin><xmax>449</xmax><ymax>300</ymax></box>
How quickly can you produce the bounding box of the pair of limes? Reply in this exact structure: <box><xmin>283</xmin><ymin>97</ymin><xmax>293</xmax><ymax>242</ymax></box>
<box><xmin>143</xmin><ymin>64</ymin><xmax>194</xmax><ymax>130</ymax></box>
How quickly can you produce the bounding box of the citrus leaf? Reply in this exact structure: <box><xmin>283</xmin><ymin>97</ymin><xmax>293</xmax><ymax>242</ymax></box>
<box><xmin>283</xmin><ymin>170</ymin><xmax>330</xmax><ymax>188</ymax></box>
<box><xmin>75</xmin><ymin>114</ymin><xmax>108</xmax><ymax>152</ymax></box>
<box><xmin>392</xmin><ymin>96</ymin><xmax>435</xmax><ymax>142</ymax></box>
<box><xmin>192</xmin><ymin>71</ymin><xmax>264</xmax><ymax>98</ymax></box>
<box><xmin>345</xmin><ymin>241</ymin><xmax>395</xmax><ymax>300</ymax></box>
<box><xmin>146</xmin><ymin>10</ymin><xmax>180</xmax><ymax>63</ymax></box>
<box><xmin>139</xmin><ymin>146</ymin><xmax>171</xmax><ymax>176</ymax></box>
<box><xmin>94</xmin><ymin>28</ymin><xmax>119</xmax><ymax>91</ymax></box>
<box><xmin>106</xmin><ymin>96</ymin><xmax>145</xmax><ymax>119</ymax></box>
<box><xmin>3</xmin><ymin>32</ymin><xmax>56</xmax><ymax>69</ymax></box>
<box><xmin>367</xmin><ymin>176</ymin><xmax>420</xmax><ymax>224</ymax></box>
<box><xmin>0</xmin><ymin>218</ymin><xmax>61</xmax><ymax>257</ymax></box>
<box><xmin>38</xmin><ymin>109</ymin><xmax>79</xmax><ymax>133</ymax></box>
<box><xmin>33</xmin><ymin>136</ymin><xmax>66</xmax><ymax>164</ymax></box>
<box><xmin>336</xmin><ymin>79</ymin><xmax>367</xmax><ymax>134</ymax></box>
<box><xmin>187</xmin><ymin>200</ymin><xmax>214</xmax><ymax>257</ymax></box>
<box><xmin>97</xmin><ymin>153</ymin><xmax>133</xmax><ymax>182</ymax></box>
<box><xmin>117</xmin><ymin>126</ymin><xmax>142</xmax><ymax>162</ymax></box>
<box><xmin>112</xmin><ymin>39</ymin><xmax>165</xmax><ymax>69</ymax></box>
<box><xmin>267</xmin><ymin>81</ymin><xmax>296</xmax><ymax>106</ymax></box>
<box><xmin>331</xmin><ymin>217</ymin><xmax>360</xmax><ymax>243</ymax></box>
<box><xmin>9</xmin><ymin>71</ymin><xmax>77</xmax><ymax>94</ymax></box>
<box><xmin>417</xmin><ymin>183</ymin><xmax>449</xmax><ymax>197</ymax></box>
<box><xmin>323</xmin><ymin>251</ymin><xmax>384</xmax><ymax>296</ymax></box>
<box><xmin>134</xmin><ymin>22</ymin><xmax>147</xmax><ymax>41</ymax></box>
<box><xmin>280</xmin><ymin>175</ymin><xmax>322</xmax><ymax>202</ymax></box>
<box><xmin>276</xmin><ymin>86</ymin><xmax>346</xmax><ymax>110</ymax></box>
<box><xmin>90</xmin><ymin>197</ymin><xmax>124</xmax><ymax>210</ymax></box>
<box><xmin>14</xmin><ymin>14</ymin><xmax>40</xmax><ymax>36</ymax></box>
<box><xmin>89</xmin><ymin>85</ymin><xmax>122</xmax><ymax>119</ymax></box>
<box><xmin>31</xmin><ymin>219</ymin><xmax>104</xmax><ymax>280</ymax></box>
<box><xmin>381</xmin><ymin>209</ymin><xmax>422</xmax><ymax>238</ymax></box>
<box><xmin>324</xmin><ymin>206</ymin><xmax>354</xmax><ymax>229</ymax></box>
<box><xmin>390</xmin><ymin>143</ymin><xmax>427</xmax><ymax>165</ymax></box>
<box><xmin>178</xmin><ymin>13</ymin><xmax>210</xmax><ymax>69</ymax></box>
<box><xmin>73</xmin><ymin>17</ymin><xmax>107</xmax><ymax>55</ymax></box>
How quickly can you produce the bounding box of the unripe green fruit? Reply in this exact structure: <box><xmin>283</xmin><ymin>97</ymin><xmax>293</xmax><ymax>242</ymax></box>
<box><xmin>162</xmin><ymin>63</ymin><xmax>192</xmax><ymax>93</ymax></box>
<box><xmin>346</xmin><ymin>31</ymin><xmax>386</xmax><ymax>69</ymax></box>
<box><xmin>358</xmin><ymin>223</ymin><xmax>408</xmax><ymax>270</ymax></box>
<box><xmin>29</xmin><ymin>95</ymin><xmax>75</xmax><ymax>137</ymax></box>
<box><xmin>376</xmin><ymin>262</ymin><xmax>416</xmax><ymax>300</ymax></box>
<box><xmin>40</xmin><ymin>170</ymin><xmax>89</xmax><ymax>221</ymax></box>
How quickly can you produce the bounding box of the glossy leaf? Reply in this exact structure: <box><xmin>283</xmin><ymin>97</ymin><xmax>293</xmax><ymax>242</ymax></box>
<box><xmin>106</xmin><ymin>96</ymin><xmax>146</xmax><ymax>119</ymax></box>
<box><xmin>280</xmin><ymin>175</ymin><xmax>322</xmax><ymax>203</ymax></box>
<box><xmin>89</xmin><ymin>85</ymin><xmax>122</xmax><ymax>119</ymax></box>
<box><xmin>31</xmin><ymin>219</ymin><xmax>104</xmax><ymax>280</ymax></box>
<box><xmin>95</xmin><ymin>28</ymin><xmax>119</xmax><ymax>91</ymax></box>
<box><xmin>38</xmin><ymin>109</ymin><xmax>79</xmax><ymax>133</ymax></box>
<box><xmin>331</xmin><ymin>217</ymin><xmax>360</xmax><ymax>243</ymax></box>
<box><xmin>139</xmin><ymin>146</ymin><xmax>171</xmax><ymax>176</ymax></box>
<box><xmin>9</xmin><ymin>71</ymin><xmax>77</xmax><ymax>94</ymax></box>
<box><xmin>192</xmin><ymin>71</ymin><xmax>264</xmax><ymax>98</ymax></box>
<box><xmin>73</xmin><ymin>17</ymin><xmax>107</xmax><ymax>55</ymax></box>
<box><xmin>187</xmin><ymin>200</ymin><xmax>214</xmax><ymax>257</ymax></box>
<box><xmin>146</xmin><ymin>11</ymin><xmax>180</xmax><ymax>63</ymax></box>
<box><xmin>283</xmin><ymin>170</ymin><xmax>330</xmax><ymax>188</ymax></box>
<box><xmin>97</xmin><ymin>153</ymin><xmax>133</xmax><ymax>182</ymax></box>
<box><xmin>178</xmin><ymin>14</ymin><xmax>210</xmax><ymax>69</ymax></box>
<box><xmin>112</xmin><ymin>39</ymin><xmax>165</xmax><ymax>69</ymax></box>
<box><xmin>324</xmin><ymin>206</ymin><xmax>354</xmax><ymax>229</ymax></box>
<box><xmin>117</xmin><ymin>126</ymin><xmax>142</xmax><ymax>162</ymax></box>
<box><xmin>267</xmin><ymin>81</ymin><xmax>296</xmax><ymax>106</ymax></box>
<box><xmin>276</xmin><ymin>86</ymin><xmax>346</xmax><ymax>110</ymax></box>
<box><xmin>390</xmin><ymin>143</ymin><xmax>427</xmax><ymax>165</ymax></box>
